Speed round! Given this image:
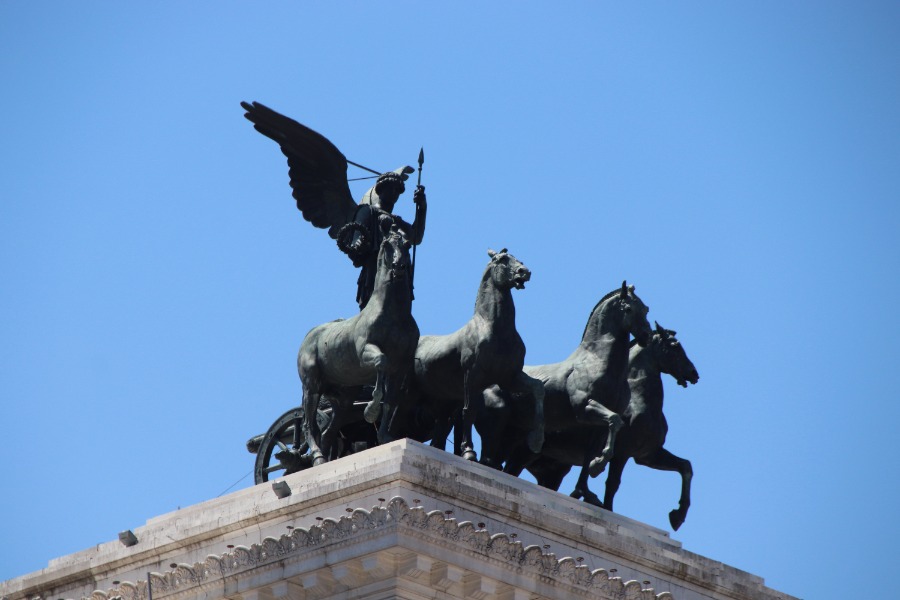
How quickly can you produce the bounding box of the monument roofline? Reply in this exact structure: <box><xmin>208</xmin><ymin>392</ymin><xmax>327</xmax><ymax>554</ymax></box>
<box><xmin>1</xmin><ymin>439</ymin><xmax>796</xmax><ymax>600</ymax></box>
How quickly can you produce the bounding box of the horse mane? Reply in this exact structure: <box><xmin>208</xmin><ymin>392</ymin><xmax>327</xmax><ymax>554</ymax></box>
<box><xmin>581</xmin><ymin>287</ymin><xmax>626</xmax><ymax>342</ymax></box>
<box><xmin>472</xmin><ymin>250</ymin><xmax>509</xmax><ymax>313</ymax></box>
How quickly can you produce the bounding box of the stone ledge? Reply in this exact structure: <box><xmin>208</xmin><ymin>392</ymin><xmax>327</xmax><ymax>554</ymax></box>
<box><xmin>1</xmin><ymin>439</ymin><xmax>796</xmax><ymax>600</ymax></box>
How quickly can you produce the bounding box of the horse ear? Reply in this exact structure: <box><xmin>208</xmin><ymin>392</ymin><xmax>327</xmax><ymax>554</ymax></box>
<box><xmin>487</xmin><ymin>249</ymin><xmax>496</xmax><ymax>258</ymax></box>
<box><xmin>619</xmin><ymin>280</ymin><xmax>628</xmax><ymax>298</ymax></box>
<box><xmin>655</xmin><ymin>321</ymin><xmax>664</xmax><ymax>334</ymax></box>
<box><xmin>499</xmin><ymin>248</ymin><xmax>508</xmax><ymax>254</ymax></box>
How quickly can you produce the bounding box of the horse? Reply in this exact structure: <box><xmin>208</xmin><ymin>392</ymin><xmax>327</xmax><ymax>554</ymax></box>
<box><xmin>603</xmin><ymin>322</ymin><xmax>699</xmax><ymax>529</ymax></box>
<box><xmin>297</xmin><ymin>224</ymin><xmax>419</xmax><ymax>465</ymax></box>
<box><xmin>514</xmin><ymin>322</ymin><xmax>699</xmax><ymax>528</ymax></box>
<box><xmin>412</xmin><ymin>248</ymin><xmax>544</xmax><ymax>462</ymax></box>
<box><xmin>479</xmin><ymin>282</ymin><xmax>652</xmax><ymax>503</ymax></box>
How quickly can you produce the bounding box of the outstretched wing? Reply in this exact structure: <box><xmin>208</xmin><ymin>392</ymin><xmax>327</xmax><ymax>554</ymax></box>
<box><xmin>241</xmin><ymin>101</ymin><xmax>358</xmax><ymax>238</ymax></box>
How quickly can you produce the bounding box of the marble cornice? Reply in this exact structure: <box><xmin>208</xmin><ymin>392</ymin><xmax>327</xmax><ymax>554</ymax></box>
<box><xmin>78</xmin><ymin>496</ymin><xmax>669</xmax><ymax>600</ymax></box>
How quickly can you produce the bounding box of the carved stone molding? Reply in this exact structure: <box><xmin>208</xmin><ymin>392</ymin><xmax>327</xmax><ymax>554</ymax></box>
<box><xmin>81</xmin><ymin>496</ymin><xmax>669</xmax><ymax>600</ymax></box>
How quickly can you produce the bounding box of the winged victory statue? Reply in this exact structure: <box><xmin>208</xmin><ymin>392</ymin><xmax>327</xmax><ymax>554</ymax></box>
<box><xmin>241</xmin><ymin>101</ymin><xmax>427</xmax><ymax>309</ymax></box>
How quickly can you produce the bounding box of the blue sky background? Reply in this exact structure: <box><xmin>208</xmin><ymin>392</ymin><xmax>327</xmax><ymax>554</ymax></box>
<box><xmin>2</xmin><ymin>3</ymin><xmax>899</xmax><ymax>598</ymax></box>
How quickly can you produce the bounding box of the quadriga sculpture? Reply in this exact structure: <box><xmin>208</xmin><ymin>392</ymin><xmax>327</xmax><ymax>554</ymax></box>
<box><xmin>298</xmin><ymin>224</ymin><xmax>419</xmax><ymax>465</ymax></box>
<box><xmin>412</xmin><ymin>248</ymin><xmax>544</xmax><ymax>462</ymax></box>
<box><xmin>480</xmin><ymin>282</ymin><xmax>652</xmax><ymax>503</ymax></box>
<box><xmin>514</xmin><ymin>322</ymin><xmax>699</xmax><ymax>529</ymax></box>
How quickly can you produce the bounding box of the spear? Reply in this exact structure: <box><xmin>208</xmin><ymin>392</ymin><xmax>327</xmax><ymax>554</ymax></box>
<box><xmin>412</xmin><ymin>147</ymin><xmax>424</xmax><ymax>289</ymax></box>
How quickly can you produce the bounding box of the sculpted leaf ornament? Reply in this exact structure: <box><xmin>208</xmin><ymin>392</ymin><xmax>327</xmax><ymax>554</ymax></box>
<box><xmin>85</xmin><ymin>496</ymin><xmax>668</xmax><ymax>600</ymax></box>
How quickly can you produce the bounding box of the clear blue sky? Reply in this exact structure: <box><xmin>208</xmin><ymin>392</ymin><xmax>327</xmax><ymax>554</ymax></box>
<box><xmin>2</xmin><ymin>3</ymin><xmax>899</xmax><ymax>598</ymax></box>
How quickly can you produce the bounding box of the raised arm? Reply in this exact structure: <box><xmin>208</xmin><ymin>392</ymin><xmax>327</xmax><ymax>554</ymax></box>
<box><xmin>410</xmin><ymin>185</ymin><xmax>427</xmax><ymax>245</ymax></box>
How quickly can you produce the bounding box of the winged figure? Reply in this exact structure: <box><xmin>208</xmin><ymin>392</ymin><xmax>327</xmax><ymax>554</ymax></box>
<box><xmin>241</xmin><ymin>101</ymin><xmax>427</xmax><ymax>309</ymax></box>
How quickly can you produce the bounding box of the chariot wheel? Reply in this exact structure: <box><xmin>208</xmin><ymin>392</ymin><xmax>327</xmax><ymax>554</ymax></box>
<box><xmin>253</xmin><ymin>407</ymin><xmax>331</xmax><ymax>484</ymax></box>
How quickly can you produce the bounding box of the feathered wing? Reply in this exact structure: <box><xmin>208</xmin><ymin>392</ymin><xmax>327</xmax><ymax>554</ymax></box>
<box><xmin>241</xmin><ymin>101</ymin><xmax>358</xmax><ymax>238</ymax></box>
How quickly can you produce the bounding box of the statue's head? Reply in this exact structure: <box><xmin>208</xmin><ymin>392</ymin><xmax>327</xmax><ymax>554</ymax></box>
<box><xmin>361</xmin><ymin>166</ymin><xmax>415</xmax><ymax>210</ymax></box>
<box><xmin>375</xmin><ymin>171</ymin><xmax>406</xmax><ymax>200</ymax></box>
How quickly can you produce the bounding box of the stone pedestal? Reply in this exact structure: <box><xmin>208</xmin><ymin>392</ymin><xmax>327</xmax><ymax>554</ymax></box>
<box><xmin>0</xmin><ymin>440</ymin><xmax>796</xmax><ymax>600</ymax></box>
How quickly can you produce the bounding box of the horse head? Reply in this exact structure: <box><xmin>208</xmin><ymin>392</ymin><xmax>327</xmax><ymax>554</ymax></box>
<box><xmin>378</xmin><ymin>223</ymin><xmax>412</xmax><ymax>283</ymax></box>
<box><xmin>486</xmin><ymin>247</ymin><xmax>531</xmax><ymax>290</ymax></box>
<box><xmin>652</xmin><ymin>322</ymin><xmax>699</xmax><ymax>387</ymax></box>
<box><xmin>582</xmin><ymin>281</ymin><xmax>653</xmax><ymax>346</ymax></box>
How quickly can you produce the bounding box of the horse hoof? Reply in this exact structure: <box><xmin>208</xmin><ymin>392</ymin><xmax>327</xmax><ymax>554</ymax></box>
<box><xmin>363</xmin><ymin>400</ymin><xmax>382</xmax><ymax>424</ymax></box>
<box><xmin>569</xmin><ymin>489</ymin><xmax>583</xmax><ymax>501</ymax></box>
<box><xmin>527</xmin><ymin>430</ymin><xmax>544</xmax><ymax>453</ymax></box>
<box><xmin>583</xmin><ymin>493</ymin><xmax>604</xmax><ymax>508</ymax></box>
<box><xmin>462</xmin><ymin>449</ymin><xmax>478</xmax><ymax>461</ymax></box>
<box><xmin>588</xmin><ymin>457</ymin><xmax>608</xmax><ymax>478</ymax></box>
<box><xmin>669</xmin><ymin>509</ymin><xmax>685</xmax><ymax>531</ymax></box>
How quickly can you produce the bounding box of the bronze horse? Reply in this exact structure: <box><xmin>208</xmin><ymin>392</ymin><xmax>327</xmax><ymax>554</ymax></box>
<box><xmin>603</xmin><ymin>323</ymin><xmax>699</xmax><ymax>529</ymax></box>
<box><xmin>297</xmin><ymin>225</ymin><xmax>419</xmax><ymax>465</ymax></box>
<box><xmin>516</xmin><ymin>323</ymin><xmax>699</xmax><ymax>529</ymax></box>
<box><xmin>480</xmin><ymin>282</ymin><xmax>652</xmax><ymax>502</ymax></box>
<box><xmin>412</xmin><ymin>249</ymin><xmax>544</xmax><ymax>461</ymax></box>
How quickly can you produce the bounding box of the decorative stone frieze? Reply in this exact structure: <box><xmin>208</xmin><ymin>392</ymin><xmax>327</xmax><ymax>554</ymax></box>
<box><xmin>84</xmin><ymin>497</ymin><xmax>668</xmax><ymax>600</ymax></box>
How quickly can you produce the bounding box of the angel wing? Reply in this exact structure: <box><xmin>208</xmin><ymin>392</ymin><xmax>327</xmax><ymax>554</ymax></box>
<box><xmin>241</xmin><ymin>101</ymin><xmax>358</xmax><ymax>239</ymax></box>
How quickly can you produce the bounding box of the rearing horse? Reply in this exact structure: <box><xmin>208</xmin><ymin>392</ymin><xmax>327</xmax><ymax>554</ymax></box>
<box><xmin>510</xmin><ymin>322</ymin><xmax>699</xmax><ymax>525</ymax></box>
<box><xmin>481</xmin><ymin>282</ymin><xmax>652</xmax><ymax>503</ymax></box>
<box><xmin>298</xmin><ymin>225</ymin><xmax>419</xmax><ymax>465</ymax></box>
<box><xmin>603</xmin><ymin>322</ymin><xmax>699</xmax><ymax>530</ymax></box>
<box><xmin>413</xmin><ymin>248</ymin><xmax>544</xmax><ymax>462</ymax></box>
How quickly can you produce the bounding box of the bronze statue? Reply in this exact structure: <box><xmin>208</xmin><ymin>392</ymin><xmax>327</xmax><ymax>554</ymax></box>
<box><xmin>298</xmin><ymin>224</ymin><xmax>419</xmax><ymax>465</ymax></box>
<box><xmin>240</xmin><ymin>103</ymin><xmax>706</xmax><ymax>527</ymax></box>
<box><xmin>241</xmin><ymin>101</ymin><xmax>426</xmax><ymax>309</ymax></box>
<box><xmin>410</xmin><ymin>249</ymin><xmax>544</xmax><ymax>462</ymax></box>
<box><xmin>486</xmin><ymin>322</ymin><xmax>699</xmax><ymax>529</ymax></box>
<box><xmin>479</xmin><ymin>282</ymin><xmax>652</xmax><ymax>503</ymax></box>
<box><xmin>603</xmin><ymin>322</ymin><xmax>699</xmax><ymax>529</ymax></box>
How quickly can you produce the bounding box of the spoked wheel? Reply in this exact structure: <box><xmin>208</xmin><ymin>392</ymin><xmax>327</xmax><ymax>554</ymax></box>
<box><xmin>253</xmin><ymin>407</ymin><xmax>331</xmax><ymax>484</ymax></box>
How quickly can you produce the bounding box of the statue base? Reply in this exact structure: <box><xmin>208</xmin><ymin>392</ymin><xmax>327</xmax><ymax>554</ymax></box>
<box><xmin>0</xmin><ymin>439</ymin><xmax>796</xmax><ymax>600</ymax></box>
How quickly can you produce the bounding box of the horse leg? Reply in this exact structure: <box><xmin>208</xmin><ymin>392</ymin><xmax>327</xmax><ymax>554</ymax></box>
<box><xmin>375</xmin><ymin>374</ymin><xmax>401</xmax><ymax>445</ymax></box>
<box><xmin>503</xmin><ymin>442</ymin><xmax>535</xmax><ymax>476</ymax></box>
<box><xmin>636</xmin><ymin>447</ymin><xmax>693</xmax><ymax>531</ymax></box>
<box><xmin>571</xmin><ymin>467</ymin><xmax>602</xmax><ymax>506</ymax></box>
<box><xmin>529</xmin><ymin>456</ymin><xmax>571</xmax><ymax>491</ymax></box>
<box><xmin>570</xmin><ymin>430</ymin><xmax>604</xmax><ymax>506</ymax></box>
<box><xmin>301</xmin><ymin>389</ymin><xmax>324</xmax><ymax>466</ymax></box>
<box><xmin>582</xmin><ymin>399</ymin><xmax>624</xmax><ymax>477</ymax></box>
<box><xmin>506</xmin><ymin>372</ymin><xmax>545</xmax><ymax>454</ymax></box>
<box><xmin>478</xmin><ymin>386</ymin><xmax>507</xmax><ymax>469</ymax></box>
<box><xmin>430</xmin><ymin>422</ymin><xmax>450</xmax><ymax>451</ymax></box>
<box><xmin>299</xmin><ymin>357</ymin><xmax>326</xmax><ymax>467</ymax></box>
<box><xmin>602</xmin><ymin>453</ymin><xmax>629</xmax><ymax>513</ymax></box>
<box><xmin>319</xmin><ymin>394</ymin><xmax>343</xmax><ymax>460</ymax></box>
<box><xmin>361</xmin><ymin>343</ymin><xmax>386</xmax><ymax>424</ymax></box>
<box><xmin>459</xmin><ymin>370</ymin><xmax>479</xmax><ymax>461</ymax></box>
<box><xmin>453</xmin><ymin>413</ymin><xmax>465</xmax><ymax>456</ymax></box>
<box><xmin>389</xmin><ymin>371</ymin><xmax>420</xmax><ymax>441</ymax></box>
